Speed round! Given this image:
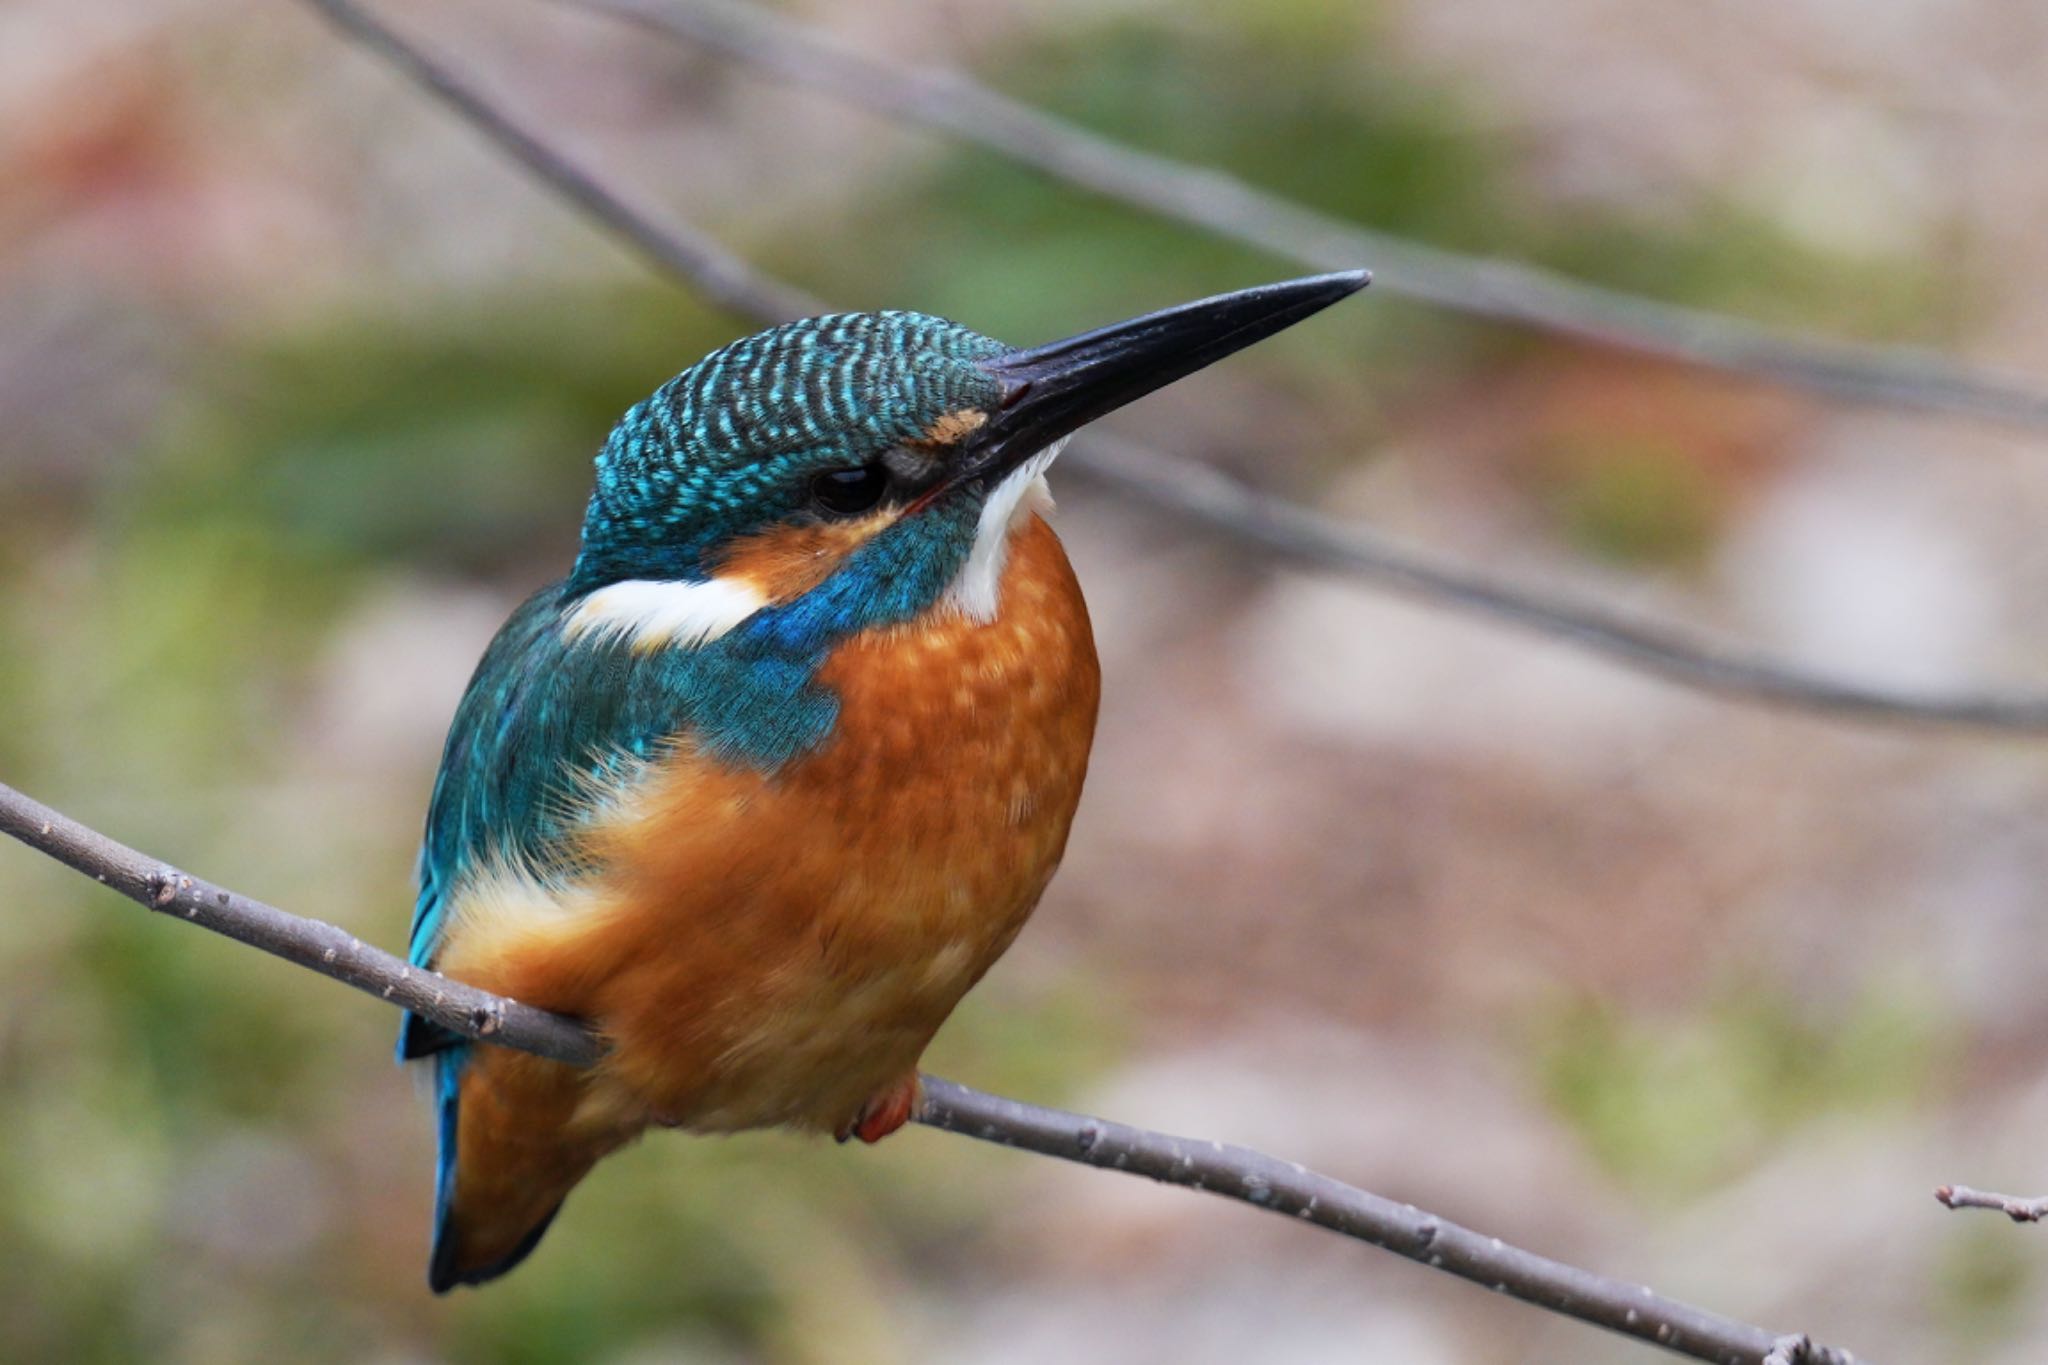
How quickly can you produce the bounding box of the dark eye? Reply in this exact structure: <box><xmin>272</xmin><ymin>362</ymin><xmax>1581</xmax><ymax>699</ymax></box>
<box><xmin>811</xmin><ymin>464</ymin><xmax>890</xmax><ymax>517</ymax></box>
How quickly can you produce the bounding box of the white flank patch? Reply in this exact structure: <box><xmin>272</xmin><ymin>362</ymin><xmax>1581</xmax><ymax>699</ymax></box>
<box><xmin>944</xmin><ymin>439</ymin><xmax>1065</xmax><ymax>623</ymax></box>
<box><xmin>563</xmin><ymin>575</ymin><xmax>766</xmax><ymax>651</ymax></box>
<box><xmin>424</xmin><ymin>862</ymin><xmax>611</xmax><ymax>1030</ymax></box>
<box><xmin>447</xmin><ymin>860</ymin><xmax>599</xmax><ymax>947</ymax></box>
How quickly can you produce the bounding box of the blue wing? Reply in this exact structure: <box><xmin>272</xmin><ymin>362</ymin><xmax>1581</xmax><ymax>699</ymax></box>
<box><xmin>393</xmin><ymin>546</ymin><xmax>958</xmax><ymax>1286</ymax></box>
<box><xmin>394</xmin><ymin>578</ymin><xmax>850</xmax><ymax>1060</ymax></box>
<box><xmin>397</xmin><ymin>584</ymin><xmax>582</xmax><ymax>1060</ymax></box>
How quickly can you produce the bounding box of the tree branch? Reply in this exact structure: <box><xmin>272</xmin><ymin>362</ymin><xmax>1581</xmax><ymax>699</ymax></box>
<box><xmin>0</xmin><ymin>779</ymin><xmax>600</xmax><ymax>1067</ymax></box>
<box><xmin>298</xmin><ymin>0</ymin><xmax>2048</xmax><ymax>737</ymax></box>
<box><xmin>305</xmin><ymin>0</ymin><xmax>821</xmax><ymax>325</ymax></box>
<box><xmin>565</xmin><ymin>0</ymin><xmax>2048</xmax><ymax>433</ymax></box>
<box><xmin>1078</xmin><ymin>433</ymin><xmax>2048</xmax><ymax>732</ymax></box>
<box><xmin>1935</xmin><ymin>1184</ymin><xmax>2048</xmax><ymax>1223</ymax></box>
<box><xmin>1</xmin><ymin>776</ymin><xmax>1858</xmax><ymax>1363</ymax></box>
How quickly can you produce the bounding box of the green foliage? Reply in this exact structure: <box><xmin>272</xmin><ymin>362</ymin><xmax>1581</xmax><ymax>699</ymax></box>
<box><xmin>810</xmin><ymin>4</ymin><xmax>1498</xmax><ymax>374</ymax></box>
<box><xmin>806</xmin><ymin>3</ymin><xmax>1926</xmax><ymax>414</ymax></box>
<box><xmin>1543</xmin><ymin>433</ymin><xmax>1723</xmax><ymax>567</ymax></box>
<box><xmin>155</xmin><ymin>290</ymin><xmax>733</xmax><ymax>576</ymax></box>
<box><xmin>1937</xmin><ymin>1221</ymin><xmax>2034</xmax><ymax>1347</ymax></box>
<box><xmin>1535</xmin><ymin>981</ymin><xmax>1953</xmax><ymax>1199</ymax></box>
<box><xmin>1545</xmin><ymin>200</ymin><xmax>1940</xmax><ymax>340</ymax></box>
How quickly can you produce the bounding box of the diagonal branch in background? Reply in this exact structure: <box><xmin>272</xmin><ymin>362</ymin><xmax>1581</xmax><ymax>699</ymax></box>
<box><xmin>300</xmin><ymin>0</ymin><xmax>2048</xmax><ymax>736</ymax></box>
<box><xmin>0</xmin><ymin>777</ymin><xmax>1860</xmax><ymax>1365</ymax></box>
<box><xmin>1080</xmin><ymin>434</ymin><xmax>2048</xmax><ymax>732</ymax></box>
<box><xmin>308</xmin><ymin>0</ymin><xmax>820</xmax><ymax>324</ymax></box>
<box><xmin>566</xmin><ymin>0</ymin><xmax>2048</xmax><ymax>433</ymax></box>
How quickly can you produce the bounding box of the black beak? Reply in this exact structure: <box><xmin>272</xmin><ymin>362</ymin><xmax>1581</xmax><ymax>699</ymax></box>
<box><xmin>961</xmin><ymin>270</ymin><xmax>1370</xmax><ymax>484</ymax></box>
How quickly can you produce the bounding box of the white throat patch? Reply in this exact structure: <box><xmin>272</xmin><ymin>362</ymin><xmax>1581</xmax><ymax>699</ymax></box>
<box><xmin>944</xmin><ymin>438</ymin><xmax>1065</xmax><ymax>623</ymax></box>
<box><xmin>563</xmin><ymin>575</ymin><xmax>766</xmax><ymax>651</ymax></box>
<box><xmin>567</xmin><ymin>439</ymin><xmax>1066</xmax><ymax>647</ymax></box>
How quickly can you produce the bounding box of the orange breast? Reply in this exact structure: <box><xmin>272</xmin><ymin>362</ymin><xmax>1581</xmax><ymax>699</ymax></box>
<box><xmin>444</xmin><ymin>512</ymin><xmax>1099</xmax><ymax>1137</ymax></box>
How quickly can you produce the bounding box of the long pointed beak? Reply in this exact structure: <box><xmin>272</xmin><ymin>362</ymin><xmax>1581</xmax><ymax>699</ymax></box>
<box><xmin>961</xmin><ymin>269</ymin><xmax>1370</xmax><ymax>484</ymax></box>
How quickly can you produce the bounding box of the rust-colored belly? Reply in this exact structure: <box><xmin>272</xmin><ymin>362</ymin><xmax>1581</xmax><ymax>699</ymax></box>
<box><xmin>513</xmin><ymin>513</ymin><xmax>1099</xmax><ymax>1134</ymax></box>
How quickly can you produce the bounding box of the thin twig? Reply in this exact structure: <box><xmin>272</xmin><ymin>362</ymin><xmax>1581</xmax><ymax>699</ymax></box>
<box><xmin>0</xmin><ymin>776</ymin><xmax>1859</xmax><ymax>1364</ymax></box>
<box><xmin>299</xmin><ymin>0</ymin><xmax>2048</xmax><ymax>736</ymax></box>
<box><xmin>1077</xmin><ymin>433</ymin><xmax>2048</xmax><ymax>732</ymax></box>
<box><xmin>1934</xmin><ymin>1184</ymin><xmax>2048</xmax><ymax>1223</ymax></box>
<box><xmin>307</xmin><ymin>0</ymin><xmax>821</xmax><ymax>325</ymax></box>
<box><xmin>566</xmin><ymin>0</ymin><xmax>2048</xmax><ymax>432</ymax></box>
<box><xmin>0</xmin><ymin>779</ymin><xmax>600</xmax><ymax>1067</ymax></box>
<box><xmin>919</xmin><ymin>1079</ymin><xmax>1855</xmax><ymax>1364</ymax></box>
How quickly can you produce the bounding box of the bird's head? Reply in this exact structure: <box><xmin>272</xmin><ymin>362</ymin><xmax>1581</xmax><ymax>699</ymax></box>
<box><xmin>565</xmin><ymin>271</ymin><xmax>1368</xmax><ymax>653</ymax></box>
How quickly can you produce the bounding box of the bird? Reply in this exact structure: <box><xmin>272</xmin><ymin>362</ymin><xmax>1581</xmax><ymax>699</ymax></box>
<box><xmin>398</xmin><ymin>270</ymin><xmax>1369</xmax><ymax>1291</ymax></box>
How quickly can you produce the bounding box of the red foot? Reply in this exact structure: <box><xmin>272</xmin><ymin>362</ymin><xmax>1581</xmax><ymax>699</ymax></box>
<box><xmin>837</xmin><ymin>1074</ymin><xmax>922</xmax><ymax>1144</ymax></box>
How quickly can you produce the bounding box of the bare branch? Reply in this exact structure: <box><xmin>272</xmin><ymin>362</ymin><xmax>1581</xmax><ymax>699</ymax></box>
<box><xmin>1</xmin><ymin>775</ymin><xmax>1859</xmax><ymax>1363</ymax></box>
<box><xmin>304</xmin><ymin>0</ymin><xmax>821</xmax><ymax>325</ymax></box>
<box><xmin>1935</xmin><ymin>1183</ymin><xmax>2048</xmax><ymax>1223</ymax></box>
<box><xmin>567</xmin><ymin>0</ymin><xmax>2048</xmax><ymax>433</ymax></box>
<box><xmin>300</xmin><ymin>0</ymin><xmax>2048</xmax><ymax>736</ymax></box>
<box><xmin>919</xmin><ymin>1079</ymin><xmax>1858</xmax><ymax>1364</ymax></box>
<box><xmin>1078</xmin><ymin>433</ymin><xmax>2048</xmax><ymax>733</ymax></box>
<box><xmin>0</xmin><ymin>779</ymin><xmax>601</xmax><ymax>1067</ymax></box>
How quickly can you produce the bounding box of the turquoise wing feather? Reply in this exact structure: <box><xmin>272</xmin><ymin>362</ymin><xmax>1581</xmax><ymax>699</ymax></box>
<box><xmin>394</xmin><ymin>576</ymin><xmax>867</xmax><ymax>1058</ymax></box>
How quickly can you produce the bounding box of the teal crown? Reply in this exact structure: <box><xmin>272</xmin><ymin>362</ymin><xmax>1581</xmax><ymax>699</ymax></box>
<box><xmin>571</xmin><ymin>311</ymin><xmax>1005</xmax><ymax>589</ymax></box>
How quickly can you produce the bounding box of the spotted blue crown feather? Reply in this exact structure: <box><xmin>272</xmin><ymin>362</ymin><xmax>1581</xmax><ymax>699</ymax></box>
<box><xmin>572</xmin><ymin>311</ymin><xmax>1004</xmax><ymax>587</ymax></box>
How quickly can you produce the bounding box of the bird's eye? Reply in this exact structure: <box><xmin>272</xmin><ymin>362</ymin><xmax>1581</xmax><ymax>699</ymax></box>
<box><xmin>811</xmin><ymin>464</ymin><xmax>890</xmax><ymax>517</ymax></box>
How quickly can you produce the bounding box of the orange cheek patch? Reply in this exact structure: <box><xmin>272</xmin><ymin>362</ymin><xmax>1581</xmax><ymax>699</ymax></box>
<box><xmin>713</xmin><ymin>513</ymin><xmax>896</xmax><ymax>604</ymax></box>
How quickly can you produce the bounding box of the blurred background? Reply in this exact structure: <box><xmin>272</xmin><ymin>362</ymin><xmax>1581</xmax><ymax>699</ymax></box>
<box><xmin>7</xmin><ymin>0</ymin><xmax>2048</xmax><ymax>1360</ymax></box>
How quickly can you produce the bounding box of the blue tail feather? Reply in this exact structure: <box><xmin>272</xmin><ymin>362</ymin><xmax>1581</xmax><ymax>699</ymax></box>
<box><xmin>426</xmin><ymin>1048</ymin><xmax>467</xmax><ymax>1292</ymax></box>
<box><xmin>422</xmin><ymin>1045</ymin><xmax>564</xmax><ymax>1293</ymax></box>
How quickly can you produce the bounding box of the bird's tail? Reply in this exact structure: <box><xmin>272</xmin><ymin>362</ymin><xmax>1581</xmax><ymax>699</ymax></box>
<box><xmin>426</xmin><ymin>1043</ymin><xmax>632</xmax><ymax>1292</ymax></box>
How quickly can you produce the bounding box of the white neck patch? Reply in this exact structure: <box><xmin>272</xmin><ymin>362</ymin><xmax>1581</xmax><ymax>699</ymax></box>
<box><xmin>563</xmin><ymin>575</ymin><xmax>766</xmax><ymax>652</ymax></box>
<box><xmin>944</xmin><ymin>439</ymin><xmax>1065</xmax><ymax>623</ymax></box>
<box><xmin>568</xmin><ymin>439</ymin><xmax>1066</xmax><ymax>647</ymax></box>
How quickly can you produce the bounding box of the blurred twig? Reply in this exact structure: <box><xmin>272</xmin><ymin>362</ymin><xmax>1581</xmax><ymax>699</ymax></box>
<box><xmin>1935</xmin><ymin>1183</ymin><xmax>2048</xmax><ymax>1222</ymax></box>
<box><xmin>307</xmin><ymin>0</ymin><xmax>821</xmax><ymax>325</ymax></box>
<box><xmin>1079</xmin><ymin>433</ymin><xmax>2048</xmax><ymax>731</ymax></box>
<box><xmin>302</xmin><ymin>0</ymin><xmax>2048</xmax><ymax>736</ymax></box>
<box><xmin>567</xmin><ymin>0</ymin><xmax>2048</xmax><ymax>432</ymax></box>
<box><xmin>0</xmin><ymin>775</ymin><xmax>1860</xmax><ymax>1365</ymax></box>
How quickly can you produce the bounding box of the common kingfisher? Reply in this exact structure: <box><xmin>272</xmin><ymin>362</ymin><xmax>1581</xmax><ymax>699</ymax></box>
<box><xmin>399</xmin><ymin>271</ymin><xmax>1369</xmax><ymax>1290</ymax></box>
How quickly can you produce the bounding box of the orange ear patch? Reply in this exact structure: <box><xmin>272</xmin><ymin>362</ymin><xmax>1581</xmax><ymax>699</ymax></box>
<box><xmin>713</xmin><ymin>513</ymin><xmax>895</xmax><ymax>604</ymax></box>
<box><xmin>912</xmin><ymin>407</ymin><xmax>987</xmax><ymax>449</ymax></box>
